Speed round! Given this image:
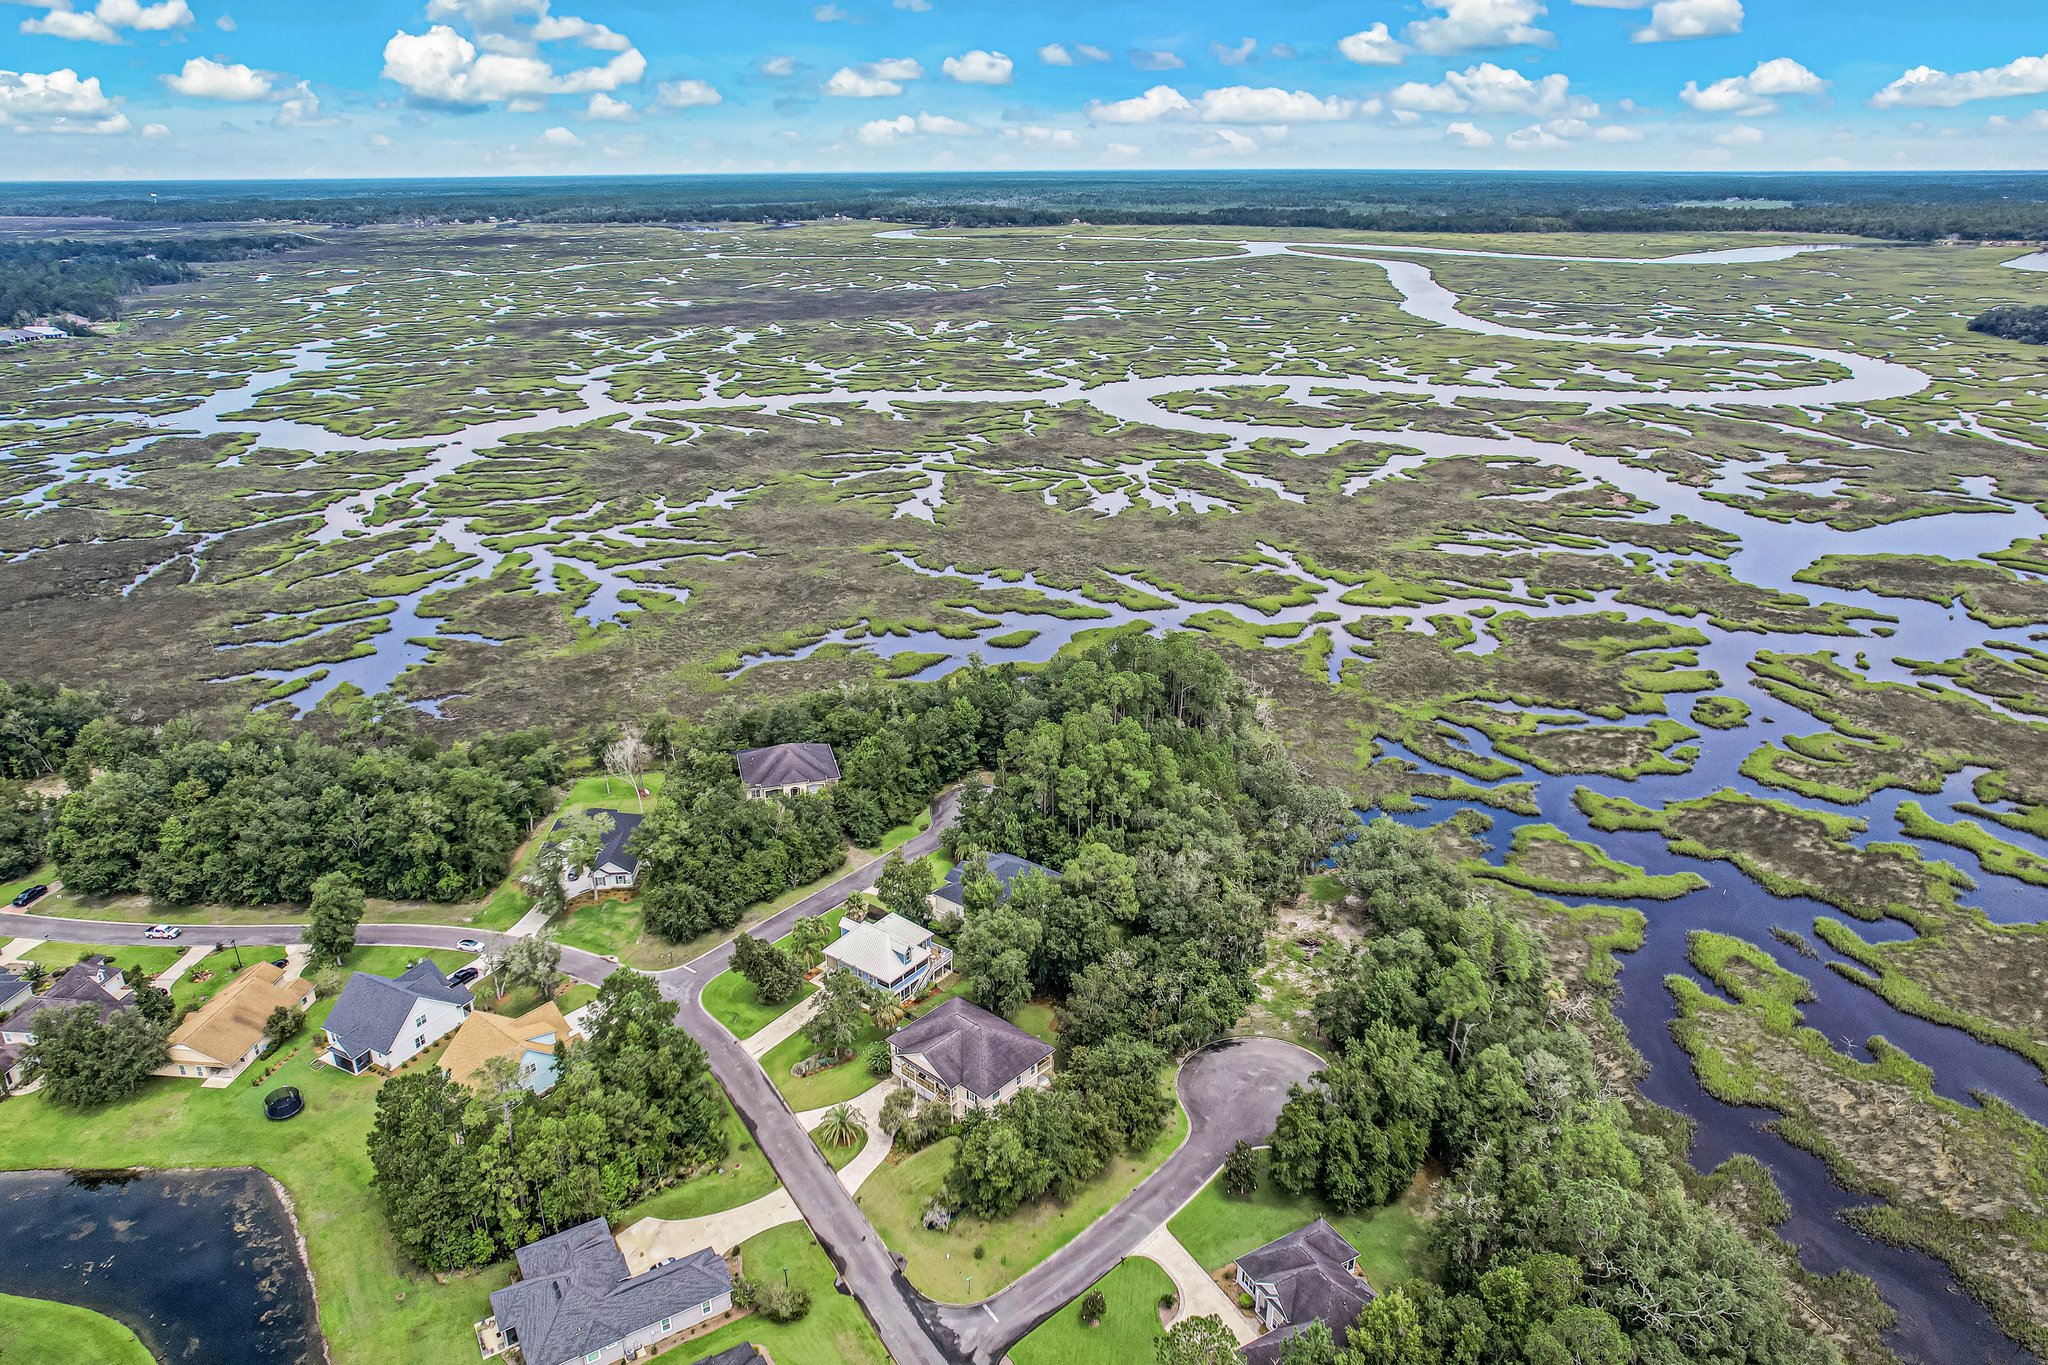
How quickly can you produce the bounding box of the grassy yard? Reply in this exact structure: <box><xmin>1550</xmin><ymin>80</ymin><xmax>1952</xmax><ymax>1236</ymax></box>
<box><xmin>815</xmin><ymin>1122</ymin><xmax>869</xmax><ymax>1172</ymax></box>
<box><xmin>759</xmin><ymin>979</ymin><xmax>969</xmax><ymax>1112</ymax></box>
<box><xmin>19</xmin><ymin>940</ymin><xmax>185</xmax><ymax>980</ymax></box>
<box><xmin>0</xmin><ymin>939</ymin><xmax>723</xmax><ymax>1365</ymax></box>
<box><xmin>649</xmin><ymin>1222</ymin><xmax>887</xmax><ymax>1365</ymax></box>
<box><xmin>170</xmin><ymin>947</ymin><xmax>284</xmax><ymax>1009</ymax></box>
<box><xmin>1012</xmin><ymin>1002</ymin><xmax>1057</xmax><ymax>1045</ymax></box>
<box><xmin>1009</xmin><ymin>1257</ymin><xmax>1174</xmax><ymax>1365</ymax></box>
<box><xmin>699</xmin><ymin>935</ymin><xmax>815</xmax><ymax>1040</ymax></box>
<box><xmin>859</xmin><ymin>1092</ymin><xmax>1190</xmax><ymax>1302</ymax></box>
<box><xmin>0</xmin><ymin>1291</ymin><xmax>154</xmax><ymax>1365</ymax></box>
<box><xmin>616</xmin><ymin>1101</ymin><xmax>778</xmax><ymax>1225</ymax></box>
<box><xmin>1166</xmin><ymin>1149</ymin><xmax>1431</xmax><ymax>1289</ymax></box>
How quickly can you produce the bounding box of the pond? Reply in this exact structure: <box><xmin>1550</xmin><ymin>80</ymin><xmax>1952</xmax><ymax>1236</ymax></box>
<box><xmin>0</xmin><ymin>1167</ymin><xmax>323</xmax><ymax>1365</ymax></box>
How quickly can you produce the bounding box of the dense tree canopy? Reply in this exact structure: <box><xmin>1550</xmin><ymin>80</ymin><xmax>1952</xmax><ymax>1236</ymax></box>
<box><xmin>367</xmin><ymin>968</ymin><xmax>723</xmax><ymax>1272</ymax></box>
<box><xmin>45</xmin><ymin>713</ymin><xmax>561</xmax><ymax>905</ymax></box>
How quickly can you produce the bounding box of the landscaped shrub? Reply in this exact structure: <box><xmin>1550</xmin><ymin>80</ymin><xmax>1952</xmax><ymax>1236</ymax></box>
<box><xmin>753</xmin><ymin>1276</ymin><xmax>813</xmax><ymax>1324</ymax></box>
<box><xmin>1079</xmin><ymin>1288</ymin><xmax>1107</xmax><ymax>1325</ymax></box>
<box><xmin>864</xmin><ymin>1040</ymin><xmax>892</xmax><ymax>1076</ymax></box>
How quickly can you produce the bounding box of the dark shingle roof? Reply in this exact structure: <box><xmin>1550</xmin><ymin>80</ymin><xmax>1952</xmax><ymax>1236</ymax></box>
<box><xmin>553</xmin><ymin>808</ymin><xmax>644</xmax><ymax>874</ymax></box>
<box><xmin>324</xmin><ymin>961</ymin><xmax>472</xmax><ymax>1056</ymax></box>
<box><xmin>6</xmin><ymin>958</ymin><xmax>131</xmax><ymax>1034</ymax></box>
<box><xmin>734</xmin><ymin>743</ymin><xmax>840</xmax><ymax>789</ymax></box>
<box><xmin>889</xmin><ymin>996</ymin><xmax>1052</xmax><ymax>1099</ymax></box>
<box><xmin>1237</xmin><ymin>1219</ymin><xmax>1375</xmax><ymax>1365</ymax></box>
<box><xmin>932</xmin><ymin>853</ymin><xmax>1060</xmax><ymax>909</ymax></box>
<box><xmin>688</xmin><ymin>1347</ymin><xmax>766</xmax><ymax>1365</ymax></box>
<box><xmin>490</xmin><ymin>1219</ymin><xmax>732</xmax><ymax>1365</ymax></box>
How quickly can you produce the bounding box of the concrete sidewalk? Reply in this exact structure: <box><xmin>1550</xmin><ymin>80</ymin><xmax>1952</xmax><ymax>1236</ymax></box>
<box><xmin>1132</xmin><ymin>1224</ymin><xmax>1258</xmax><ymax>1343</ymax></box>
<box><xmin>741</xmin><ymin>992</ymin><xmax>820</xmax><ymax>1060</ymax></box>
<box><xmin>615</xmin><ymin>1187</ymin><xmax>801</xmax><ymax>1276</ymax></box>
<box><xmin>796</xmin><ymin>1081</ymin><xmax>900</xmax><ymax>1195</ymax></box>
<box><xmin>152</xmin><ymin>943</ymin><xmax>211</xmax><ymax>990</ymax></box>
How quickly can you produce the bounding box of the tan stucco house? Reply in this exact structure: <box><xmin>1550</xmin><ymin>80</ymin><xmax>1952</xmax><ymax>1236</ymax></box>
<box><xmin>158</xmin><ymin>961</ymin><xmax>317</xmax><ymax>1083</ymax></box>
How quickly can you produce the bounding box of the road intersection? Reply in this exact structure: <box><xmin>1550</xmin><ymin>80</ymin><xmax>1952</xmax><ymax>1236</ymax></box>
<box><xmin>0</xmin><ymin>784</ymin><xmax>1317</xmax><ymax>1365</ymax></box>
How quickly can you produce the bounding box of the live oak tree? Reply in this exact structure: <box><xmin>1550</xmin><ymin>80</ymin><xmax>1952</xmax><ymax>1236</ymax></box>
<box><xmin>1221</xmin><ymin>1139</ymin><xmax>1260</xmax><ymax>1198</ymax></box>
<box><xmin>875</xmin><ymin>851</ymin><xmax>935</xmax><ymax>924</ymax></box>
<box><xmin>21</xmin><ymin>1004</ymin><xmax>168</xmax><ymax>1107</ymax></box>
<box><xmin>306</xmin><ymin>872</ymin><xmax>365</xmax><ymax>967</ymax></box>
<box><xmin>1155</xmin><ymin>1315</ymin><xmax>1241</xmax><ymax>1365</ymax></box>
<box><xmin>493</xmin><ymin>929</ymin><xmax>563</xmax><ymax>1001</ymax></box>
<box><xmin>955</xmin><ymin>899</ymin><xmax>1039</xmax><ymax>1018</ymax></box>
<box><xmin>803</xmin><ymin>969</ymin><xmax>879</xmax><ymax>1059</ymax></box>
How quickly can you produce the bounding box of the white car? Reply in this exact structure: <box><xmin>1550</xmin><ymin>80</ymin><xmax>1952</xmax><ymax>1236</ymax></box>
<box><xmin>456</xmin><ymin>938</ymin><xmax>483</xmax><ymax>953</ymax></box>
<box><xmin>144</xmin><ymin>924</ymin><xmax>181</xmax><ymax>940</ymax></box>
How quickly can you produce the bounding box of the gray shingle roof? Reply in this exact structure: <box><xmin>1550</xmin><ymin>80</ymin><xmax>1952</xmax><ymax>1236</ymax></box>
<box><xmin>6</xmin><ymin>958</ymin><xmax>131</xmax><ymax>1035</ymax></box>
<box><xmin>323</xmin><ymin>961</ymin><xmax>471</xmax><ymax>1057</ymax></box>
<box><xmin>553</xmin><ymin>808</ymin><xmax>644</xmax><ymax>874</ymax></box>
<box><xmin>1238</xmin><ymin>1219</ymin><xmax>1375</xmax><ymax>1365</ymax></box>
<box><xmin>932</xmin><ymin>853</ymin><xmax>1060</xmax><ymax>909</ymax></box>
<box><xmin>688</xmin><ymin>1347</ymin><xmax>766</xmax><ymax>1365</ymax></box>
<box><xmin>734</xmin><ymin>743</ymin><xmax>840</xmax><ymax>790</ymax></box>
<box><xmin>490</xmin><ymin>1219</ymin><xmax>731</xmax><ymax>1365</ymax></box>
<box><xmin>889</xmin><ymin>996</ymin><xmax>1052</xmax><ymax>1099</ymax></box>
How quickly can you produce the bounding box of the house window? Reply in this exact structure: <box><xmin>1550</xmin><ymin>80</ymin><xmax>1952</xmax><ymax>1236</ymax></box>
<box><xmin>414</xmin><ymin>1014</ymin><xmax>426</xmax><ymax>1027</ymax></box>
<box><xmin>659</xmin><ymin>1318</ymin><xmax>671</xmax><ymax>1332</ymax></box>
<box><xmin>586</xmin><ymin>1352</ymin><xmax>602</xmax><ymax>1364</ymax></box>
<box><xmin>700</xmin><ymin>1301</ymin><xmax>713</xmax><ymax>1314</ymax></box>
<box><xmin>414</xmin><ymin>1035</ymin><xmax>425</xmax><ymax>1049</ymax></box>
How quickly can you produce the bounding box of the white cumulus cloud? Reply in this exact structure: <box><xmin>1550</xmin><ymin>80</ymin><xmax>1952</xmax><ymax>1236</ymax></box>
<box><xmin>165</xmin><ymin>55</ymin><xmax>272</xmax><ymax>100</ymax></box>
<box><xmin>942</xmin><ymin>49</ymin><xmax>1011</xmax><ymax>84</ymax></box>
<box><xmin>1212</xmin><ymin>37</ymin><xmax>1256</xmax><ymax>66</ymax></box>
<box><xmin>1003</xmin><ymin>122</ymin><xmax>1080</xmax><ymax>147</ymax></box>
<box><xmin>1445</xmin><ymin>120</ymin><xmax>1494</xmax><ymax>147</ymax></box>
<box><xmin>822</xmin><ymin>57</ymin><xmax>922</xmax><ymax>97</ymax></box>
<box><xmin>1129</xmin><ymin>49</ymin><xmax>1185</xmax><ymax>71</ymax></box>
<box><xmin>1632</xmin><ymin>0</ymin><xmax>1740</xmax><ymax>42</ymax></box>
<box><xmin>1337</xmin><ymin>23</ymin><xmax>1407</xmax><ymax>66</ymax></box>
<box><xmin>1038</xmin><ymin>42</ymin><xmax>1109</xmax><ymax>66</ymax></box>
<box><xmin>1679</xmin><ymin>56</ymin><xmax>1825</xmax><ymax>114</ymax></box>
<box><xmin>1871</xmin><ymin>52</ymin><xmax>2048</xmax><ymax>109</ymax></box>
<box><xmin>19</xmin><ymin>0</ymin><xmax>193</xmax><ymax>44</ymax></box>
<box><xmin>384</xmin><ymin>1</ymin><xmax>646</xmax><ymax>107</ymax></box>
<box><xmin>0</xmin><ymin>66</ymin><xmax>129</xmax><ymax>132</ymax></box>
<box><xmin>1392</xmin><ymin>62</ymin><xmax>1595</xmax><ymax>117</ymax></box>
<box><xmin>856</xmin><ymin>109</ymin><xmax>977</xmax><ymax>143</ymax></box>
<box><xmin>541</xmin><ymin>123</ymin><xmax>580</xmax><ymax>144</ymax></box>
<box><xmin>653</xmin><ymin>78</ymin><xmax>721</xmax><ymax>109</ymax></box>
<box><xmin>1406</xmin><ymin>0</ymin><xmax>1553</xmax><ymax>56</ymax></box>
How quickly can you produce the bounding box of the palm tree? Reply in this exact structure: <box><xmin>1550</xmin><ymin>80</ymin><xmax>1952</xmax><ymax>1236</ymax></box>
<box><xmin>816</xmin><ymin>1103</ymin><xmax>865</xmax><ymax>1148</ymax></box>
<box><xmin>873</xmin><ymin>999</ymin><xmax>909</xmax><ymax>1035</ymax></box>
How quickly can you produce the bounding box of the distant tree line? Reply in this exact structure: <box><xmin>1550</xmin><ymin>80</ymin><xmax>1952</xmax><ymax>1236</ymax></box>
<box><xmin>0</xmin><ymin>681</ymin><xmax>563</xmax><ymax>904</ymax></box>
<box><xmin>1969</xmin><ymin>304</ymin><xmax>2048</xmax><ymax>345</ymax></box>
<box><xmin>0</xmin><ymin>234</ymin><xmax>309</xmax><ymax>326</ymax></box>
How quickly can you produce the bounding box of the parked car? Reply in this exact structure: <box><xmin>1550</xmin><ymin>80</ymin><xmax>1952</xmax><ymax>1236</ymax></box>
<box><xmin>456</xmin><ymin>938</ymin><xmax>483</xmax><ymax>953</ymax></box>
<box><xmin>448</xmin><ymin>966</ymin><xmax>480</xmax><ymax>987</ymax></box>
<box><xmin>8</xmin><ymin>885</ymin><xmax>47</xmax><ymax>909</ymax></box>
<box><xmin>144</xmin><ymin>924</ymin><xmax>182</xmax><ymax>940</ymax></box>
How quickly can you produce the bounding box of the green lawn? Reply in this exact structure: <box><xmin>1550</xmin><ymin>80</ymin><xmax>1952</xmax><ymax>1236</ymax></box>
<box><xmin>0</xmin><ymin>938</ymin><xmax>720</xmax><ymax>1365</ymax></box>
<box><xmin>1167</xmin><ymin>1149</ymin><xmax>1431</xmax><ymax>1289</ymax></box>
<box><xmin>170</xmin><ymin>947</ymin><xmax>282</xmax><ymax>1009</ymax></box>
<box><xmin>552</xmin><ymin>897</ymin><xmax>649</xmax><ymax>962</ymax></box>
<box><xmin>1012</xmin><ymin>1002</ymin><xmax>1058</xmax><ymax>1045</ymax></box>
<box><xmin>859</xmin><ymin>1091</ymin><xmax>1189</xmax><ymax>1302</ymax></box>
<box><xmin>1009</xmin><ymin>1257</ymin><xmax>1174</xmax><ymax>1365</ymax></box>
<box><xmin>700</xmin><ymin>937</ymin><xmax>816</xmax><ymax>1040</ymax></box>
<box><xmin>815</xmin><ymin>1121</ymin><xmax>869</xmax><ymax>1172</ymax></box>
<box><xmin>20</xmin><ymin>940</ymin><xmax>185</xmax><ymax>980</ymax></box>
<box><xmin>760</xmin><ymin>979</ymin><xmax>969</xmax><ymax>1112</ymax></box>
<box><xmin>873</xmin><ymin>809</ymin><xmax>932</xmax><ymax>854</ymax></box>
<box><xmin>0</xmin><ymin>1292</ymin><xmax>154</xmax><ymax>1365</ymax></box>
<box><xmin>649</xmin><ymin>1222</ymin><xmax>887</xmax><ymax>1365</ymax></box>
<box><xmin>616</xmin><ymin>1102</ymin><xmax>778</xmax><ymax>1225</ymax></box>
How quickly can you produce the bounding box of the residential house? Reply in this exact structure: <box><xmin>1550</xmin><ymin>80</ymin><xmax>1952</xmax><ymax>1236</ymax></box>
<box><xmin>487</xmin><ymin>1219</ymin><xmax>733</xmax><ymax>1365</ymax></box>
<box><xmin>929</xmin><ymin>853</ymin><xmax>1060</xmax><ymax>918</ymax></box>
<box><xmin>734</xmin><ymin>743</ymin><xmax>840</xmax><ymax>800</ymax></box>
<box><xmin>822</xmin><ymin>911</ymin><xmax>950</xmax><ymax>1002</ymax></box>
<box><xmin>1234</xmin><ymin>1219</ymin><xmax>1377</xmax><ymax>1365</ymax></box>
<box><xmin>555</xmin><ymin>808</ymin><xmax>645</xmax><ymax>901</ymax></box>
<box><xmin>440</xmin><ymin>1001</ymin><xmax>581</xmax><ymax>1095</ymax></box>
<box><xmin>0</xmin><ymin>971</ymin><xmax>31</xmax><ymax>1020</ymax></box>
<box><xmin>687</xmin><ymin>1348</ymin><xmax>766</xmax><ymax>1365</ymax></box>
<box><xmin>0</xmin><ymin>957</ymin><xmax>134</xmax><ymax>1092</ymax></box>
<box><xmin>157</xmin><ymin>961</ymin><xmax>316</xmax><ymax>1083</ymax></box>
<box><xmin>321</xmin><ymin>960</ymin><xmax>473</xmax><ymax>1076</ymax></box>
<box><xmin>888</xmin><ymin>996</ymin><xmax>1053</xmax><ymax>1119</ymax></box>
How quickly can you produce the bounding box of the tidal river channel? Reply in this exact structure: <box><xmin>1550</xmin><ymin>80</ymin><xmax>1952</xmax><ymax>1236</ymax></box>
<box><xmin>0</xmin><ymin>1168</ymin><xmax>322</xmax><ymax>1364</ymax></box>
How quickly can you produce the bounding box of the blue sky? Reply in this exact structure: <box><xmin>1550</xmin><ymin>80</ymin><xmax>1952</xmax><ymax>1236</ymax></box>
<box><xmin>1</xmin><ymin>0</ymin><xmax>2045</xmax><ymax>179</ymax></box>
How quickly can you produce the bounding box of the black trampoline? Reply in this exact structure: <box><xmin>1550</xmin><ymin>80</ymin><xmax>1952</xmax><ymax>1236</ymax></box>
<box><xmin>263</xmin><ymin>1087</ymin><xmax>304</xmax><ymax>1121</ymax></box>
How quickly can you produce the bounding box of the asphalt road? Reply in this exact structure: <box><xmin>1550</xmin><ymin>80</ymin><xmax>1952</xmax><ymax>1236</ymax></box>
<box><xmin>0</xmin><ymin>785</ymin><xmax>1319</xmax><ymax>1365</ymax></box>
<box><xmin>927</xmin><ymin>1035</ymin><xmax>1323</xmax><ymax>1363</ymax></box>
